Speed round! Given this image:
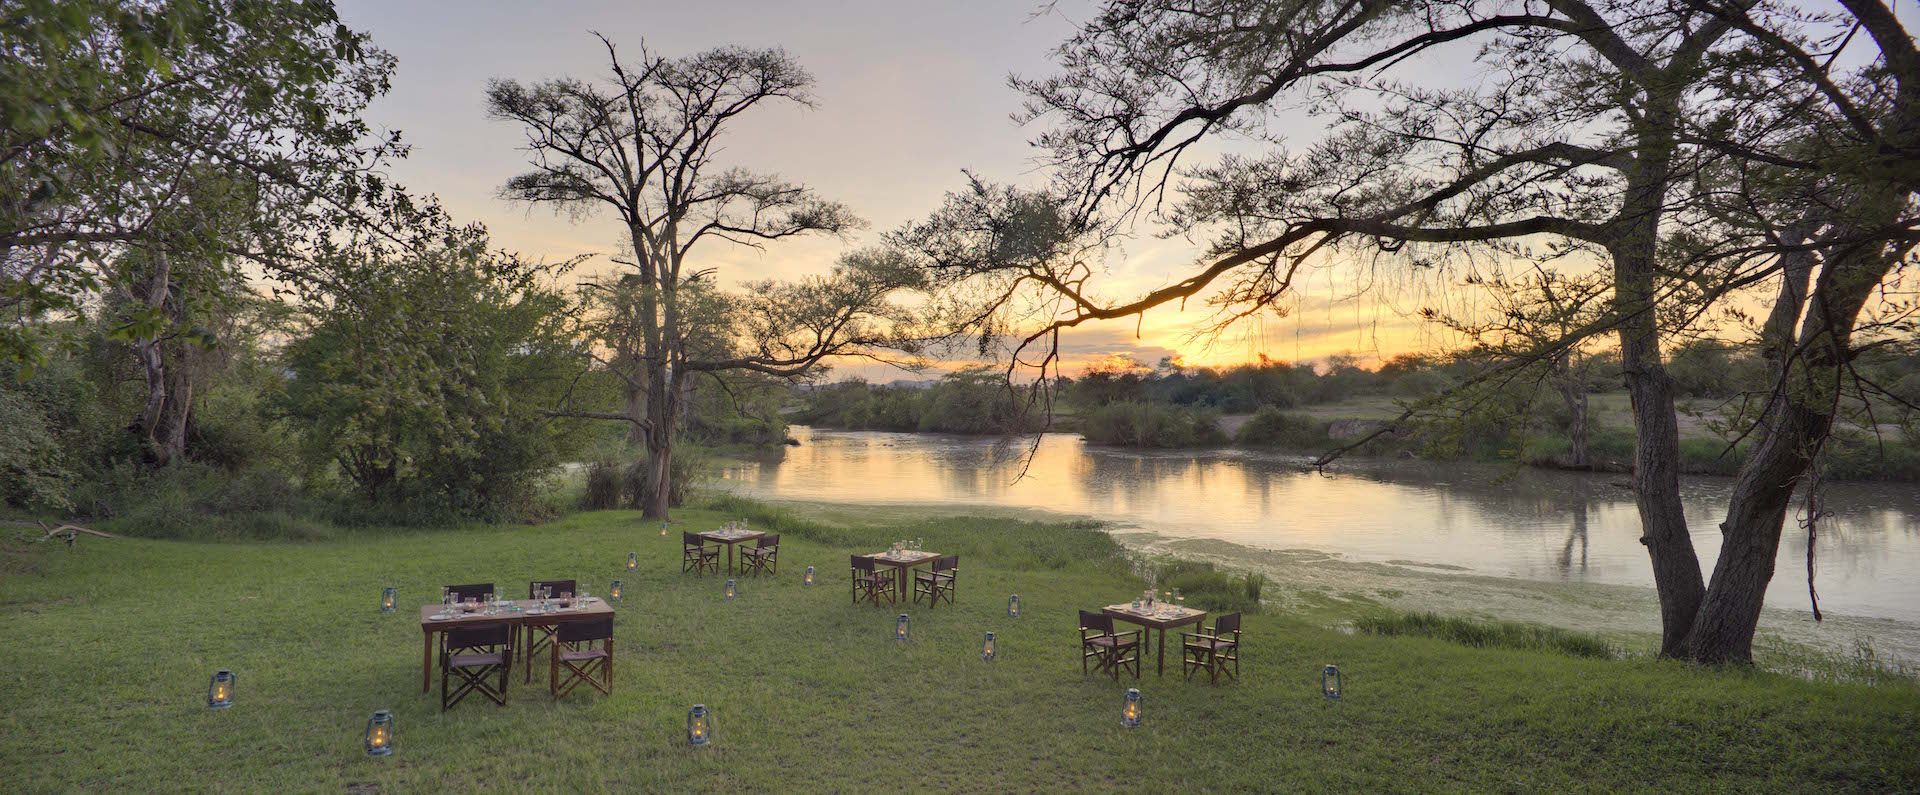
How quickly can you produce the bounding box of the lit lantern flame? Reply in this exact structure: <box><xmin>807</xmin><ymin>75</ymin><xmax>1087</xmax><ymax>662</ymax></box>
<box><xmin>610</xmin><ymin>580</ymin><xmax>623</xmax><ymax>603</ymax></box>
<box><xmin>688</xmin><ymin>704</ymin><xmax>711</xmax><ymax>747</ymax></box>
<box><xmin>660</xmin><ymin>522</ymin><xmax>668</xmax><ymax>537</ymax></box>
<box><xmin>365</xmin><ymin>709</ymin><xmax>395</xmax><ymax>757</ymax></box>
<box><xmin>207</xmin><ymin>670</ymin><xmax>234</xmax><ymax>710</ymax></box>
<box><xmin>1122</xmin><ymin>688</ymin><xmax>1142</xmax><ymax>727</ymax></box>
<box><xmin>982</xmin><ymin>631</ymin><xmax>996</xmax><ymax>661</ymax></box>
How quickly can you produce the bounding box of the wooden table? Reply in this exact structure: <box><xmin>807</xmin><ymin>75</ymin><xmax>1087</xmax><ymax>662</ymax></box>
<box><xmin>418</xmin><ymin>599</ymin><xmax>615</xmax><ymax>694</ymax></box>
<box><xmin>699</xmin><ymin>528</ymin><xmax>765</xmax><ymax>575</ymax></box>
<box><xmin>1103</xmin><ymin>603</ymin><xmax>1207</xmax><ymax>677</ymax></box>
<box><xmin>868</xmin><ymin>550</ymin><xmax>939</xmax><ymax>603</ymax></box>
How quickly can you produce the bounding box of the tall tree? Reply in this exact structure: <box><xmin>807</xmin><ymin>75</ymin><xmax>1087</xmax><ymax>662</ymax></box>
<box><xmin>488</xmin><ymin>36</ymin><xmax>924</xmax><ymax>517</ymax></box>
<box><xmin>921</xmin><ymin>0</ymin><xmax>1914</xmax><ymax>662</ymax></box>
<box><xmin>2</xmin><ymin>0</ymin><xmax>444</xmax><ymax>366</ymax></box>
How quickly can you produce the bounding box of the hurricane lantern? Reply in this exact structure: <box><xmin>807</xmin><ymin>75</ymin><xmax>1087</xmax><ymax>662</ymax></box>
<box><xmin>1007</xmin><ymin>594</ymin><xmax>1021</xmax><ymax>618</ymax></box>
<box><xmin>1122</xmin><ymin>688</ymin><xmax>1142</xmax><ymax>727</ymax></box>
<box><xmin>1322</xmin><ymin>664</ymin><xmax>1342</xmax><ymax>700</ymax></box>
<box><xmin>725</xmin><ymin>579</ymin><xmax>737</xmax><ymax>600</ymax></box>
<box><xmin>982</xmin><ymin>631</ymin><xmax>996</xmax><ymax>661</ymax></box>
<box><xmin>381</xmin><ymin>587</ymin><xmax>397</xmax><ymax>613</ymax></box>
<box><xmin>895</xmin><ymin>614</ymin><xmax>911</xmax><ymax>642</ymax></box>
<box><xmin>804</xmin><ymin>566</ymin><xmax>815</xmax><ymax>586</ymax></box>
<box><xmin>627</xmin><ymin>552</ymin><xmax>638</xmax><ymax>571</ymax></box>
<box><xmin>687</xmin><ymin>704</ymin><xmax>711</xmax><ymax>747</ymax></box>
<box><xmin>207</xmin><ymin>669</ymin><xmax>234</xmax><ymax>710</ymax></box>
<box><xmin>660</xmin><ymin>522</ymin><xmax>669</xmax><ymax>537</ymax></box>
<box><xmin>365</xmin><ymin>709</ymin><xmax>394</xmax><ymax>757</ymax></box>
<box><xmin>610</xmin><ymin>579</ymin><xmax>623</xmax><ymax>603</ymax></box>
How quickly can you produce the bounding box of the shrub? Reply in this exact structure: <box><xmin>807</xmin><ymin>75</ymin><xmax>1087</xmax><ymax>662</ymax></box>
<box><xmin>1080</xmin><ymin>402</ymin><xmax>1226</xmax><ymax>448</ymax></box>
<box><xmin>1148</xmin><ymin>559</ymin><xmax>1261</xmax><ymax>613</ymax></box>
<box><xmin>1234</xmin><ymin>406</ymin><xmax>1329</xmax><ymax>448</ymax></box>
<box><xmin>583</xmin><ymin>461</ymin><xmax>623</xmax><ymax>510</ymax></box>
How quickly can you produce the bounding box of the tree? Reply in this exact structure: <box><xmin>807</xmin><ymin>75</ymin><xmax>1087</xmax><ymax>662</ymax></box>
<box><xmin>487</xmin><ymin>36</ymin><xmax>924</xmax><ymax>518</ymax></box>
<box><xmin>281</xmin><ymin>244</ymin><xmax>585</xmax><ymax>517</ymax></box>
<box><xmin>3</xmin><ymin>0</ymin><xmax>445</xmax><ymax>367</ymax></box>
<box><xmin>923</xmin><ymin>0</ymin><xmax>1915</xmax><ymax>663</ymax></box>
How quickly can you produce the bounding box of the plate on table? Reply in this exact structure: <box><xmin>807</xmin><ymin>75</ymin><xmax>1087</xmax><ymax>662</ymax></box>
<box><xmin>428</xmin><ymin>613</ymin><xmax>453</xmax><ymax>621</ymax></box>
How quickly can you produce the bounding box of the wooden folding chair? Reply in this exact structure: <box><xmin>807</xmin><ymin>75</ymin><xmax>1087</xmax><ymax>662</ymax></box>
<box><xmin>1079</xmin><ymin>610</ymin><xmax>1141</xmax><ymax>681</ymax></box>
<box><xmin>523</xmin><ymin>579</ymin><xmax>575</xmax><ymax>683</ymax></box>
<box><xmin>913</xmin><ymin>555</ymin><xmax>959</xmax><ymax>608</ymax></box>
<box><xmin>682</xmin><ymin>532</ymin><xmax>720</xmax><ymax>575</ymax></box>
<box><xmin>441</xmin><ymin>623</ymin><xmax>512</xmax><ymax>711</ymax></box>
<box><xmin>1182</xmin><ymin>612</ymin><xmax>1242</xmax><ymax>685</ymax></box>
<box><xmin>850</xmin><ymin>555</ymin><xmax>896</xmax><ymax>606</ymax></box>
<box><xmin>741</xmin><ymin>534</ymin><xmax>780</xmax><ymax>577</ymax></box>
<box><xmin>550</xmin><ymin>616</ymin><xmax>614</xmax><ymax>699</ymax></box>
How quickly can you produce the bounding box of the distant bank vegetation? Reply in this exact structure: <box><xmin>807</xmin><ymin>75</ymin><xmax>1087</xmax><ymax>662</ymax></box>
<box><xmin>796</xmin><ymin>344</ymin><xmax>1920</xmax><ymax>482</ymax></box>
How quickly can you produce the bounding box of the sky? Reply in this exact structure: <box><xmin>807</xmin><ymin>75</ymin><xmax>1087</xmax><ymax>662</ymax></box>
<box><xmin>333</xmin><ymin>0</ymin><xmax>1438</xmax><ymax>380</ymax></box>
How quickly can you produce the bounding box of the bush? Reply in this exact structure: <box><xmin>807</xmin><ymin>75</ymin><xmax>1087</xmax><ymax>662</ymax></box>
<box><xmin>1080</xmin><ymin>402</ymin><xmax>1225</xmax><ymax>448</ymax></box>
<box><xmin>1234</xmin><ymin>406</ymin><xmax>1329</xmax><ymax>448</ymax></box>
<box><xmin>583</xmin><ymin>461</ymin><xmax>623</xmax><ymax>510</ymax></box>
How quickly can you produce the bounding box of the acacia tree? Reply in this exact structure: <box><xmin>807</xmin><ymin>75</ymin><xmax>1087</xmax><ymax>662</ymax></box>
<box><xmin>488</xmin><ymin>37</ymin><xmax>925</xmax><ymax>518</ymax></box>
<box><xmin>918</xmin><ymin>0</ymin><xmax>1914</xmax><ymax>663</ymax></box>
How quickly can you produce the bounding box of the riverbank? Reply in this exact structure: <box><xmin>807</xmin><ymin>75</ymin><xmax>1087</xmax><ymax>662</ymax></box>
<box><xmin>706</xmin><ymin>494</ymin><xmax>1920</xmax><ymax>676</ymax></box>
<box><xmin>2</xmin><ymin>500</ymin><xmax>1916</xmax><ymax>791</ymax></box>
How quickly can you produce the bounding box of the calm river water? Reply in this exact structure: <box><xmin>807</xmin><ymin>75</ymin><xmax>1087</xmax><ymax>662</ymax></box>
<box><xmin>718</xmin><ymin>427</ymin><xmax>1920</xmax><ymax>624</ymax></box>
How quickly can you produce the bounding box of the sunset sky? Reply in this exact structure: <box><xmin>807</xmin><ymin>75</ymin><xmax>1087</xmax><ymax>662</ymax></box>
<box><xmin>335</xmin><ymin>0</ymin><xmax>1444</xmax><ymax>379</ymax></box>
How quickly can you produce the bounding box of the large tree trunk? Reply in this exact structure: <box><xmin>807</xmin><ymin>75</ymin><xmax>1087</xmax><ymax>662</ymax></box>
<box><xmin>1611</xmin><ymin>120</ymin><xmax>1706</xmax><ymax>657</ymax></box>
<box><xmin>1680</xmin><ymin>217</ymin><xmax>1909</xmax><ymax>663</ymax></box>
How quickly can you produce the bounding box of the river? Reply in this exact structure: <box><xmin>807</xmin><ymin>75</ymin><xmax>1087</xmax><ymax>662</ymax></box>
<box><xmin>716</xmin><ymin>427</ymin><xmax>1920</xmax><ymax>655</ymax></box>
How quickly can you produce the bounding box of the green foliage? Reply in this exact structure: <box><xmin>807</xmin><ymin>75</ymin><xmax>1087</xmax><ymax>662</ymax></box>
<box><xmin>0</xmin><ymin>386</ymin><xmax>73</xmax><ymax>511</ymax></box>
<box><xmin>2</xmin><ymin>0</ymin><xmax>440</xmax><ymax>365</ymax></box>
<box><xmin>1079</xmin><ymin>401</ymin><xmax>1224</xmax><ymax>448</ymax></box>
<box><xmin>795</xmin><ymin>367</ymin><xmax>1043</xmax><ymax>434</ymax></box>
<box><xmin>1355</xmin><ymin>611</ymin><xmax>1616</xmax><ymax>659</ymax></box>
<box><xmin>280</xmin><ymin>246</ymin><xmax>585</xmax><ymax>519</ymax></box>
<box><xmin>1234</xmin><ymin>406</ymin><xmax>1330</xmax><ymax>448</ymax></box>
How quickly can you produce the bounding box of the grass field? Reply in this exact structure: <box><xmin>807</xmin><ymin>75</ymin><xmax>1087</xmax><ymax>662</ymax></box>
<box><xmin>3</xmin><ymin>501</ymin><xmax>1917</xmax><ymax>792</ymax></box>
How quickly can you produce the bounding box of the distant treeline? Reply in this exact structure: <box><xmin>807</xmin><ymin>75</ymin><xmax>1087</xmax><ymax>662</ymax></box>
<box><xmin>795</xmin><ymin>343</ymin><xmax>1920</xmax><ymax>480</ymax></box>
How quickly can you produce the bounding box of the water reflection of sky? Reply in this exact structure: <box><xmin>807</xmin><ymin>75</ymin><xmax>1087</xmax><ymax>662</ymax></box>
<box><xmin>718</xmin><ymin>428</ymin><xmax>1920</xmax><ymax>623</ymax></box>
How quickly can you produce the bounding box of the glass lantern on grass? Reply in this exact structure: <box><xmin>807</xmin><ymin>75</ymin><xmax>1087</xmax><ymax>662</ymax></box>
<box><xmin>207</xmin><ymin>670</ymin><xmax>234</xmax><ymax>710</ymax></box>
<box><xmin>610</xmin><ymin>580</ymin><xmax>623</xmax><ymax>603</ymax></box>
<box><xmin>895</xmin><ymin>614</ymin><xmax>910</xmax><ymax>642</ymax></box>
<box><xmin>627</xmin><ymin>552</ymin><xmax>638</xmax><ymax>572</ymax></box>
<box><xmin>1121</xmin><ymin>688</ymin><xmax>1141</xmax><ymax>727</ymax></box>
<box><xmin>1007</xmin><ymin>594</ymin><xmax>1020</xmax><ymax>618</ymax></box>
<box><xmin>381</xmin><ymin>587</ymin><xmax>397</xmax><ymax>613</ymax></box>
<box><xmin>1322</xmin><ymin>664</ymin><xmax>1342</xmax><ymax>700</ymax></box>
<box><xmin>660</xmin><ymin>522</ymin><xmax>669</xmax><ymax>537</ymax></box>
<box><xmin>804</xmin><ymin>566</ymin><xmax>815</xmax><ymax>586</ymax></box>
<box><xmin>725</xmin><ymin>579</ymin><xmax>737</xmax><ymax>600</ymax></box>
<box><xmin>687</xmin><ymin>705</ymin><xmax>711</xmax><ymax>747</ymax></box>
<box><xmin>365</xmin><ymin>710</ymin><xmax>394</xmax><ymax>757</ymax></box>
<box><xmin>982</xmin><ymin>631</ymin><xmax>996</xmax><ymax>661</ymax></box>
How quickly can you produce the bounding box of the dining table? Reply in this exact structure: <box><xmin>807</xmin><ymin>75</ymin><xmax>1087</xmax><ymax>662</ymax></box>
<box><xmin>868</xmin><ymin>549</ymin><xmax>940</xmax><ymax>603</ymax></box>
<box><xmin>1103</xmin><ymin>602</ymin><xmax>1208</xmax><ymax>677</ymax></box>
<box><xmin>418</xmin><ymin>598</ymin><xmax>615</xmax><ymax>694</ymax></box>
<box><xmin>698</xmin><ymin>527</ymin><xmax>765</xmax><ymax>575</ymax></box>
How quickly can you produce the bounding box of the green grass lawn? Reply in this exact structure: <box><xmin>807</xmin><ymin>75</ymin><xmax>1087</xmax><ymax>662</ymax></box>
<box><xmin>2</xmin><ymin>502</ymin><xmax>1916</xmax><ymax>792</ymax></box>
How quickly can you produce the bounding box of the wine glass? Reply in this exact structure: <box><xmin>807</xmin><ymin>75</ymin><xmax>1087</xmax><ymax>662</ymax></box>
<box><xmin>1174</xmin><ymin>589</ymin><xmax>1185</xmax><ymax>612</ymax></box>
